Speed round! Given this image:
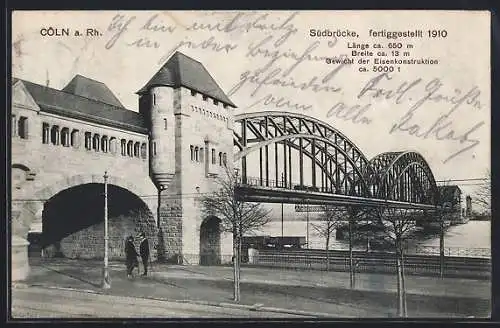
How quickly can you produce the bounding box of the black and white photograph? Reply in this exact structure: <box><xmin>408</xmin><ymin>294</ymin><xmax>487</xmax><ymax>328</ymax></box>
<box><xmin>9</xmin><ymin>10</ymin><xmax>491</xmax><ymax>319</ymax></box>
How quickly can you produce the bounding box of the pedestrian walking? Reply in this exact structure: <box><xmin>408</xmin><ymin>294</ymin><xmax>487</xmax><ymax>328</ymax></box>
<box><xmin>138</xmin><ymin>232</ymin><xmax>150</xmax><ymax>276</ymax></box>
<box><xmin>125</xmin><ymin>235</ymin><xmax>139</xmax><ymax>279</ymax></box>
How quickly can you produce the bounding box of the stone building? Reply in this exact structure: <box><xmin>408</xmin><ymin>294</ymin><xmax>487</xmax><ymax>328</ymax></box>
<box><xmin>11</xmin><ymin>51</ymin><xmax>236</xmax><ymax>280</ymax></box>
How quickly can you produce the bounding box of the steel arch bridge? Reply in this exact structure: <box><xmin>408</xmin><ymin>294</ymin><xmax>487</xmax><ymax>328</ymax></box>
<box><xmin>233</xmin><ymin>111</ymin><xmax>440</xmax><ymax>210</ymax></box>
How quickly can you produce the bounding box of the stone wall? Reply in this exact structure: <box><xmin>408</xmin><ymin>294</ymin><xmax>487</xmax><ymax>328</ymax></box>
<box><xmin>43</xmin><ymin>208</ymin><xmax>158</xmax><ymax>261</ymax></box>
<box><xmin>157</xmin><ymin>189</ymin><xmax>183</xmax><ymax>263</ymax></box>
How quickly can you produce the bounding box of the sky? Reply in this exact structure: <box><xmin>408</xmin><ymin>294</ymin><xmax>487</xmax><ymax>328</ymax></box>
<box><xmin>12</xmin><ymin>11</ymin><xmax>491</xmax><ymax>204</ymax></box>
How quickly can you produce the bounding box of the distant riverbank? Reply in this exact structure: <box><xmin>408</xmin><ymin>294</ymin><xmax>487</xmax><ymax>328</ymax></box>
<box><xmin>255</xmin><ymin>220</ymin><xmax>491</xmax><ymax>251</ymax></box>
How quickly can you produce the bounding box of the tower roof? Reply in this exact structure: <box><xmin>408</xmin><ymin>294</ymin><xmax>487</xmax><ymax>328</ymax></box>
<box><xmin>136</xmin><ymin>52</ymin><xmax>236</xmax><ymax>107</ymax></box>
<box><xmin>63</xmin><ymin>74</ymin><xmax>125</xmax><ymax>108</ymax></box>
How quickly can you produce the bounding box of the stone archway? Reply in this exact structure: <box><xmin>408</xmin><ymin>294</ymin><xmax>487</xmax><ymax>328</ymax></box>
<box><xmin>11</xmin><ymin>173</ymin><xmax>158</xmax><ymax>281</ymax></box>
<box><xmin>13</xmin><ymin>174</ymin><xmax>157</xmax><ymax>238</ymax></box>
<box><xmin>199</xmin><ymin>217</ymin><xmax>221</xmax><ymax>265</ymax></box>
<box><xmin>41</xmin><ymin>183</ymin><xmax>158</xmax><ymax>261</ymax></box>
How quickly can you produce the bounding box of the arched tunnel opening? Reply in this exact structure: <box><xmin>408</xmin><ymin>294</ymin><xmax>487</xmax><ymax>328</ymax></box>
<box><xmin>34</xmin><ymin>183</ymin><xmax>158</xmax><ymax>262</ymax></box>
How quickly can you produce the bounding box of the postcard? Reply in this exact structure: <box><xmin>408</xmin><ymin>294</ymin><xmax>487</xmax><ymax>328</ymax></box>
<box><xmin>10</xmin><ymin>10</ymin><xmax>491</xmax><ymax>319</ymax></box>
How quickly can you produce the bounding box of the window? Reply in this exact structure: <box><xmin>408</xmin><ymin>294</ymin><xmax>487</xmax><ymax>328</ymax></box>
<box><xmin>101</xmin><ymin>136</ymin><xmax>108</xmax><ymax>153</ymax></box>
<box><xmin>153</xmin><ymin>141</ymin><xmax>157</xmax><ymax>156</ymax></box>
<box><xmin>200</xmin><ymin>148</ymin><xmax>204</xmax><ymax>163</ymax></box>
<box><xmin>134</xmin><ymin>142</ymin><xmax>140</xmax><ymax>157</ymax></box>
<box><xmin>190</xmin><ymin>145</ymin><xmax>194</xmax><ymax>161</ymax></box>
<box><xmin>11</xmin><ymin>115</ymin><xmax>16</xmax><ymax>136</ymax></box>
<box><xmin>164</xmin><ymin>118</ymin><xmax>168</xmax><ymax>130</ymax></box>
<box><xmin>140</xmin><ymin>143</ymin><xmax>147</xmax><ymax>159</ymax></box>
<box><xmin>223</xmin><ymin>153</ymin><xmax>227</xmax><ymax>166</ymax></box>
<box><xmin>211</xmin><ymin>148</ymin><xmax>216</xmax><ymax>164</ymax></box>
<box><xmin>127</xmin><ymin>140</ymin><xmax>133</xmax><ymax>157</ymax></box>
<box><xmin>50</xmin><ymin>126</ymin><xmax>60</xmax><ymax>145</ymax></box>
<box><xmin>213</xmin><ymin>99</ymin><xmax>218</xmax><ymax>106</ymax></box>
<box><xmin>109</xmin><ymin>137</ymin><xmax>116</xmax><ymax>154</ymax></box>
<box><xmin>18</xmin><ymin>117</ymin><xmax>28</xmax><ymax>139</ymax></box>
<box><xmin>223</xmin><ymin>104</ymin><xmax>228</xmax><ymax>109</ymax></box>
<box><xmin>42</xmin><ymin>123</ymin><xmax>50</xmax><ymax>144</ymax></box>
<box><xmin>202</xmin><ymin>95</ymin><xmax>208</xmax><ymax>101</ymax></box>
<box><xmin>191</xmin><ymin>90</ymin><xmax>196</xmax><ymax>96</ymax></box>
<box><xmin>121</xmin><ymin>139</ymin><xmax>126</xmax><ymax>156</ymax></box>
<box><xmin>219</xmin><ymin>152</ymin><xmax>223</xmax><ymax>166</ymax></box>
<box><xmin>194</xmin><ymin>147</ymin><xmax>199</xmax><ymax>162</ymax></box>
<box><xmin>61</xmin><ymin>128</ymin><xmax>70</xmax><ymax>147</ymax></box>
<box><xmin>152</xmin><ymin>94</ymin><xmax>156</xmax><ymax>105</ymax></box>
<box><xmin>92</xmin><ymin>134</ymin><xmax>100</xmax><ymax>152</ymax></box>
<box><xmin>85</xmin><ymin>132</ymin><xmax>92</xmax><ymax>150</ymax></box>
<box><xmin>71</xmin><ymin>129</ymin><xmax>80</xmax><ymax>148</ymax></box>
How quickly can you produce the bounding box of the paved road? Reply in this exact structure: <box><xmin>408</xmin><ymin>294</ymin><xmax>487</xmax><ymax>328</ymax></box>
<box><xmin>11</xmin><ymin>287</ymin><xmax>308</xmax><ymax>318</ymax></box>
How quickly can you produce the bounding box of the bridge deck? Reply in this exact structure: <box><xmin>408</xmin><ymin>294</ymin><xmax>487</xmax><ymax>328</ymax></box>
<box><xmin>235</xmin><ymin>185</ymin><xmax>438</xmax><ymax>210</ymax></box>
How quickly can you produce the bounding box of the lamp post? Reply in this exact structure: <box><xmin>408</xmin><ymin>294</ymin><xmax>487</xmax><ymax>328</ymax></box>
<box><xmin>102</xmin><ymin>171</ymin><xmax>111</xmax><ymax>289</ymax></box>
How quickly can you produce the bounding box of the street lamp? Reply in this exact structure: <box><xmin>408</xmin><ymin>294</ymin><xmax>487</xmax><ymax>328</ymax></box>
<box><xmin>102</xmin><ymin>171</ymin><xmax>111</xmax><ymax>289</ymax></box>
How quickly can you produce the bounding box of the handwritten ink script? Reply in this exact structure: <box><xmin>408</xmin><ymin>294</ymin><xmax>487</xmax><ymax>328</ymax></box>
<box><xmin>358</xmin><ymin>73</ymin><xmax>484</xmax><ymax>163</ymax></box>
<box><xmin>101</xmin><ymin>11</ymin><xmax>487</xmax><ymax>164</ymax></box>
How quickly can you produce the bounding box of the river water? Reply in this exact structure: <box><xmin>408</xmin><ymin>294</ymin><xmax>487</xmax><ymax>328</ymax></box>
<box><xmin>252</xmin><ymin>220</ymin><xmax>491</xmax><ymax>254</ymax></box>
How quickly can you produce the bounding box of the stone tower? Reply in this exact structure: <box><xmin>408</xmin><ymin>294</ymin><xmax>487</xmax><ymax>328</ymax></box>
<box><xmin>137</xmin><ymin>52</ymin><xmax>236</xmax><ymax>264</ymax></box>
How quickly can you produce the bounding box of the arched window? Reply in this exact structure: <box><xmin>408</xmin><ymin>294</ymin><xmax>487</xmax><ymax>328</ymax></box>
<box><xmin>134</xmin><ymin>142</ymin><xmax>140</xmax><ymax>157</ymax></box>
<box><xmin>190</xmin><ymin>145</ymin><xmax>194</xmax><ymax>161</ymax></box>
<box><xmin>194</xmin><ymin>147</ymin><xmax>199</xmax><ymax>162</ymax></box>
<box><xmin>50</xmin><ymin>126</ymin><xmax>59</xmax><ymax>145</ymax></box>
<box><xmin>109</xmin><ymin>137</ymin><xmax>117</xmax><ymax>154</ymax></box>
<box><xmin>92</xmin><ymin>134</ymin><xmax>100</xmax><ymax>152</ymax></box>
<box><xmin>153</xmin><ymin>141</ymin><xmax>157</xmax><ymax>156</ymax></box>
<box><xmin>200</xmin><ymin>148</ymin><xmax>204</xmax><ymax>163</ymax></box>
<box><xmin>42</xmin><ymin>123</ymin><xmax>50</xmax><ymax>144</ymax></box>
<box><xmin>219</xmin><ymin>152</ymin><xmax>223</xmax><ymax>166</ymax></box>
<box><xmin>140</xmin><ymin>143</ymin><xmax>147</xmax><ymax>159</ymax></box>
<box><xmin>61</xmin><ymin>127</ymin><xmax>70</xmax><ymax>147</ymax></box>
<box><xmin>101</xmin><ymin>136</ymin><xmax>108</xmax><ymax>153</ymax></box>
<box><xmin>127</xmin><ymin>140</ymin><xmax>133</xmax><ymax>157</ymax></box>
<box><xmin>71</xmin><ymin>129</ymin><xmax>80</xmax><ymax>148</ymax></box>
<box><xmin>164</xmin><ymin>118</ymin><xmax>168</xmax><ymax>130</ymax></box>
<box><xmin>84</xmin><ymin>132</ymin><xmax>92</xmax><ymax>150</ymax></box>
<box><xmin>121</xmin><ymin>139</ymin><xmax>126</xmax><ymax>156</ymax></box>
<box><xmin>211</xmin><ymin>148</ymin><xmax>216</xmax><ymax>164</ymax></box>
<box><xmin>223</xmin><ymin>153</ymin><xmax>227</xmax><ymax>166</ymax></box>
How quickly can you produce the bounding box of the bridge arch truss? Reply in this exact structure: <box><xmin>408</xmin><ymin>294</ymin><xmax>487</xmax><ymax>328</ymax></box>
<box><xmin>233</xmin><ymin>111</ymin><xmax>439</xmax><ymax>208</ymax></box>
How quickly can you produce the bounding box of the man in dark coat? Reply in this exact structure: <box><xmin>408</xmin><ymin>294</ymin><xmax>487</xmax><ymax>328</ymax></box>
<box><xmin>125</xmin><ymin>235</ymin><xmax>139</xmax><ymax>278</ymax></box>
<box><xmin>138</xmin><ymin>232</ymin><xmax>150</xmax><ymax>276</ymax></box>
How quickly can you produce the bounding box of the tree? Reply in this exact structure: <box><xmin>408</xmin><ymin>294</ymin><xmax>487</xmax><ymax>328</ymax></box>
<box><xmin>370</xmin><ymin>206</ymin><xmax>419</xmax><ymax>317</ymax></box>
<box><xmin>473</xmin><ymin>170</ymin><xmax>491</xmax><ymax>215</ymax></box>
<box><xmin>201</xmin><ymin>167</ymin><xmax>272</xmax><ymax>302</ymax></box>
<box><xmin>345</xmin><ymin>206</ymin><xmax>372</xmax><ymax>289</ymax></box>
<box><xmin>311</xmin><ymin>206</ymin><xmax>345</xmax><ymax>270</ymax></box>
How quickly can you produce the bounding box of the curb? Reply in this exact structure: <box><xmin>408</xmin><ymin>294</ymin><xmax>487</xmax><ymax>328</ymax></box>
<box><xmin>21</xmin><ymin>284</ymin><xmax>330</xmax><ymax>318</ymax></box>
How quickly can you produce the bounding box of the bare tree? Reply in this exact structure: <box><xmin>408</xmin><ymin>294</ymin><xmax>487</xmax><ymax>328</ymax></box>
<box><xmin>346</xmin><ymin>206</ymin><xmax>372</xmax><ymax>289</ymax></box>
<box><xmin>473</xmin><ymin>170</ymin><xmax>491</xmax><ymax>215</ymax></box>
<box><xmin>311</xmin><ymin>206</ymin><xmax>345</xmax><ymax>270</ymax></box>
<box><xmin>370</xmin><ymin>206</ymin><xmax>419</xmax><ymax>317</ymax></box>
<box><xmin>201</xmin><ymin>167</ymin><xmax>272</xmax><ymax>302</ymax></box>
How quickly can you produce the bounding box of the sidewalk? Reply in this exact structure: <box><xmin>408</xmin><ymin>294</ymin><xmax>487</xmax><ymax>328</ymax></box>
<box><xmin>17</xmin><ymin>258</ymin><xmax>491</xmax><ymax>318</ymax></box>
